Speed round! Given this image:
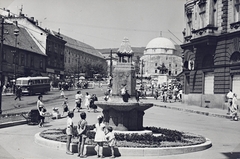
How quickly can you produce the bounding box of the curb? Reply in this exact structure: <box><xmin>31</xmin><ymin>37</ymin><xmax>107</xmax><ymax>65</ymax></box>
<box><xmin>0</xmin><ymin>120</ymin><xmax>27</xmax><ymax>129</ymax></box>
<box><xmin>154</xmin><ymin>104</ymin><xmax>231</xmax><ymax>119</ymax></box>
<box><xmin>34</xmin><ymin>132</ymin><xmax>212</xmax><ymax>156</ymax></box>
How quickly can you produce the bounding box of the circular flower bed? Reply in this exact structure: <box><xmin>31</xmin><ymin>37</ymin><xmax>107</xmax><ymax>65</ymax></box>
<box><xmin>40</xmin><ymin>126</ymin><xmax>206</xmax><ymax>148</ymax></box>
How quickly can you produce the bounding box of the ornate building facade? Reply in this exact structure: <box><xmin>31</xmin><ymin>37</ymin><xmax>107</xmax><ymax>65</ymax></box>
<box><xmin>181</xmin><ymin>0</ymin><xmax>240</xmax><ymax>108</ymax></box>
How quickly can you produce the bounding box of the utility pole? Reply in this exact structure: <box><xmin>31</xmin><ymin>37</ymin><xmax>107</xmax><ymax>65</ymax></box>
<box><xmin>0</xmin><ymin>17</ymin><xmax>4</xmax><ymax>114</ymax></box>
<box><xmin>109</xmin><ymin>50</ymin><xmax>113</xmax><ymax>87</ymax></box>
<box><xmin>141</xmin><ymin>60</ymin><xmax>144</xmax><ymax>86</ymax></box>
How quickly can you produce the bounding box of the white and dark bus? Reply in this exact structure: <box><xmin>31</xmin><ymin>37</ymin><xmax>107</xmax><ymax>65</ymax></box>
<box><xmin>16</xmin><ymin>77</ymin><xmax>51</xmax><ymax>95</ymax></box>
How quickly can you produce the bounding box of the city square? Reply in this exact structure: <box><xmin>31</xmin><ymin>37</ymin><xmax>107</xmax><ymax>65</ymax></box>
<box><xmin>1</xmin><ymin>0</ymin><xmax>240</xmax><ymax>159</ymax></box>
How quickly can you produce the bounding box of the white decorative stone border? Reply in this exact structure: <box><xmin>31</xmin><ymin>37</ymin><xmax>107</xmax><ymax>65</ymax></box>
<box><xmin>35</xmin><ymin>132</ymin><xmax>212</xmax><ymax>156</ymax></box>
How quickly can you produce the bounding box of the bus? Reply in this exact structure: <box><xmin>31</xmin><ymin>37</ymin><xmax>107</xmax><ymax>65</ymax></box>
<box><xmin>16</xmin><ymin>77</ymin><xmax>51</xmax><ymax>95</ymax></box>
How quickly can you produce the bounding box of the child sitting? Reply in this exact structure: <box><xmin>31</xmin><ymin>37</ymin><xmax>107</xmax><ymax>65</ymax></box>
<box><xmin>105</xmin><ymin>126</ymin><xmax>116</xmax><ymax>158</ymax></box>
<box><xmin>52</xmin><ymin>107</ymin><xmax>60</xmax><ymax>119</ymax></box>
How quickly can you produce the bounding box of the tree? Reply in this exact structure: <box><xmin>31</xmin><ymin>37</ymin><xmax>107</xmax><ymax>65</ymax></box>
<box><xmin>135</xmin><ymin>56</ymin><xmax>140</xmax><ymax>74</ymax></box>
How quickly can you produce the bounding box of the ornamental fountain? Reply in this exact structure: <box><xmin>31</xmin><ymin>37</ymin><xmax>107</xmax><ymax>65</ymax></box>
<box><xmin>95</xmin><ymin>37</ymin><xmax>153</xmax><ymax>131</ymax></box>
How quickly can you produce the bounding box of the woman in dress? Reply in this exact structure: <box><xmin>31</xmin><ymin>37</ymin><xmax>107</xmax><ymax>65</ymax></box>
<box><xmin>84</xmin><ymin>92</ymin><xmax>91</xmax><ymax>112</ymax></box>
<box><xmin>94</xmin><ymin>115</ymin><xmax>106</xmax><ymax>158</ymax></box>
<box><xmin>37</xmin><ymin>95</ymin><xmax>46</xmax><ymax>127</ymax></box>
<box><xmin>230</xmin><ymin>93</ymin><xmax>239</xmax><ymax>120</ymax></box>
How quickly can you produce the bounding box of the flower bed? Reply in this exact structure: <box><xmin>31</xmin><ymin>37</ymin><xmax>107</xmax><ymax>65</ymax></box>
<box><xmin>39</xmin><ymin>126</ymin><xmax>206</xmax><ymax>148</ymax></box>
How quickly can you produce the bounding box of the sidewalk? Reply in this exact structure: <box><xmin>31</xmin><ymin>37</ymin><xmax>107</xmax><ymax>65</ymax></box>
<box><xmin>142</xmin><ymin>97</ymin><xmax>232</xmax><ymax>119</ymax></box>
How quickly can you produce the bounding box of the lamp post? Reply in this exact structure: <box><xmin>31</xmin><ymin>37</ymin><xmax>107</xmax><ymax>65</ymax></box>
<box><xmin>140</xmin><ymin>60</ymin><xmax>144</xmax><ymax>87</ymax></box>
<box><xmin>13</xmin><ymin>28</ymin><xmax>19</xmax><ymax>94</ymax></box>
<box><xmin>0</xmin><ymin>17</ymin><xmax>4</xmax><ymax>114</ymax></box>
<box><xmin>109</xmin><ymin>50</ymin><xmax>113</xmax><ymax>87</ymax></box>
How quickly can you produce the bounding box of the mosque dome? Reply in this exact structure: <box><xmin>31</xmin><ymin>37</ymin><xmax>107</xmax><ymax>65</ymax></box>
<box><xmin>146</xmin><ymin>37</ymin><xmax>176</xmax><ymax>50</ymax></box>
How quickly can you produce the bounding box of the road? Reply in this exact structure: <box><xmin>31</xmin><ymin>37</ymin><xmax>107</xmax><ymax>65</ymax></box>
<box><xmin>1</xmin><ymin>86</ymin><xmax>107</xmax><ymax>114</ymax></box>
<box><xmin>0</xmin><ymin>87</ymin><xmax>240</xmax><ymax>159</ymax></box>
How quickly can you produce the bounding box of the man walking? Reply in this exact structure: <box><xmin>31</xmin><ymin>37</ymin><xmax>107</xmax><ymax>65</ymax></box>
<box><xmin>14</xmin><ymin>86</ymin><xmax>22</xmax><ymax>101</ymax></box>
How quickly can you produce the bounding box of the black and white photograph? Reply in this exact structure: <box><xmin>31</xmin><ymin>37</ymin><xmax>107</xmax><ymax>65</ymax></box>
<box><xmin>0</xmin><ymin>0</ymin><xmax>240</xmax><ymax>159</ymax></box>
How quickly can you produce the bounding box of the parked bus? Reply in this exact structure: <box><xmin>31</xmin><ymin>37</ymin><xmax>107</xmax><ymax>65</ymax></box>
<box><xmin>16</xmin><ymin>77</ymin><xmax>51</xmax><ymax>95</ymax></box>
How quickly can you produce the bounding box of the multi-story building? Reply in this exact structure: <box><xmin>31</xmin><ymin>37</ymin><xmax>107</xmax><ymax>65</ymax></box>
<box><xmin>5</xmin><ymin>13</ymin><xmax>66</xmax><ymax>82</ymax></box>
<box><xmin>181</xmin><ymin>0</ymin><xmax>240</xmax><ymax>108</ymax></box>
<box><xmin>0</xmin><ymin>19</ymin><xmax>46</xmax><ymax>85</ymax></box>
<box><xmin>58</xmin><ymin>32</ymin><xmax>107</xmax><ymax>81</ymax></box>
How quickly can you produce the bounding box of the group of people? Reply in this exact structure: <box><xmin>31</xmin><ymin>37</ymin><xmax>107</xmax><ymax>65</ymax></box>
<box><xmin>74</xmin><ymin>91</ymin><xmax>98</xmax><ymax>113</ymax></box>
<box><xmin>66</xmin><ymin>112</ymin><xmax>116</xmax><ymax>158</ymax></box>
<box><xmin>226</xmin><ymin>89</ymin><xmax>239</xmax><ymax>121</ymax></box>
<box><xmin>153</xmin><ymin>85</ymin><xmax>182</xmax><ymax>103</ymax></box>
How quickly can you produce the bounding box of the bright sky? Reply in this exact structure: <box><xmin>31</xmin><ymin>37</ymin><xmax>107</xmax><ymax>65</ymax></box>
<box><xmin>1</xmin><ymin>0</ymin><xmax>185</xmax><ymax>49</ymax></box>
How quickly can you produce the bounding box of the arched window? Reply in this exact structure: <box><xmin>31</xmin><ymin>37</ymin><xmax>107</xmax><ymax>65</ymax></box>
<box><xmin>230</xmin><ymin>51</ymin><xmax>240</xmax><ymax>63</ymax></box>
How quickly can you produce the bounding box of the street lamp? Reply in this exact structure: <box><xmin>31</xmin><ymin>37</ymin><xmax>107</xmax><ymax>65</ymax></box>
<box><xmin>109</xmin><ymin>50</ymin><xmax>113</xmax><ymax>87</ymax></box>
<box><xmin>13</xmin><ymin>28</ymin><xmax>19</xmax><ymax>94</ymax></box>
<box><xmin>0</xmin><ymin>17</ymin><xmax>4</xmax><ymax>114</ymax></box>
<box><xmin>140</xmin><ymin>60</ymin><xmax>144</xmax><ymax>87</ymax></box>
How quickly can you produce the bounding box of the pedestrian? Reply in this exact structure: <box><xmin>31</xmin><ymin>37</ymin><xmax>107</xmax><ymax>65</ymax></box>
<box><xmin>77</xmin><ymin>111</ymin><xmax>88</xmax><ymax>158</ymax></box>
<box><xmin>135</xmin><ymin>89</ymin><xmax>140</xmax><ymax>102</ymax></box>
<box><xmin>230</xmin><ymin>93</ymin><xmax>238</xmax><ymax>121</ymax></box>
<box><xmin>2</xmin><ymin>84</ymin><xmax>6</xmax><ymax>94</ymax></box>
<box><xmin>84</xmin><ymin>92</ymin><xmax>91</xmax><ymax>112</ymax></box>
<box><xmin>62</xmin><ymin>97</ymin><xmax>69</xmax><ymax>116</ymax></box>
<box><xmin>66</xmin><ymin>111</ymin><xmax>74</xmax><ymax>155</ymax></box>
<box><xmin>104</xmin><ymin>89</ymin><xmax>111</xmax><ymax>101</ymax></box>
<box><xmin>74</xmin><ymin>91</ymin><xmax>83</xmax><ymax>112</ymax></box>
<box><xmin>226</xmin><ymin>89</ymin><xmax>234</xmax><ymax>114</ymax></box>
<box><xmin>122</xmin><ymin>90</ymin><xmax>130</xmax><ymax>102</ymax></box>
<box><xmin>89</xmin><ymin>94</ymin><xmax>98</xmax><ymax>113</ymax></box>
<box><xmin>14</xmin><ymin>86</ymin><xmax>22</xmax><ymax>101</ymax></box>
<box><xmin>94</xmin><ymin>114</ymin><xmax>106</xmax><ymax>158</ymax></box>
<box><xmin>60</xmin><ymin>87</ymin><xmax>65</xmax><ymax>98</ymax></box>
<box><xmin>120</xmin><ymin>84</ymin><xmax>126</xmax><ymax>96</ymax></box>
<box><xmin>154</xmin><ymin>89</ymin><xmax>159</xmax><ymax>100</ymax></box>
<box><xmin>37</xmin><ymin>95</ymin><xmax>46</xmax><ymax>127</ymax></box>
<box><xmin>105</xmin><ymin>126</ymin><xmax>116</xmax><ymax>158</ymax></box>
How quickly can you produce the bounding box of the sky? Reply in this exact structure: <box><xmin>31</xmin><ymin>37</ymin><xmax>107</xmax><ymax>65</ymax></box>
<box><xmin>1</xmin><ymin>0</ymin><xmax>186</xmax><ymax>49</ymax></box>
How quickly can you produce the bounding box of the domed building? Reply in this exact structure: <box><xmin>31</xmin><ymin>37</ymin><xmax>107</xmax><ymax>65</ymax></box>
<box><xmin>140</xmin><ymin>37</ymin><xmax>182</xmax><ymax>79</ymax></box>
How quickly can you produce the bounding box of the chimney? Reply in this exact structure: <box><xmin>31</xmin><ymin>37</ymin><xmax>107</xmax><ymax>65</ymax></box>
<box><xmin>30</xmin><ymin>17</ymin><xmax>34</xmax><ymax>21</ymax></box>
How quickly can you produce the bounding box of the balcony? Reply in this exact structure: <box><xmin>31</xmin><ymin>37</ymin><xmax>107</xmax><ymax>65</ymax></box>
<box><xmin>230</xmin><ymin>21</ymin><xmax>240</xmax><ymax>30</ymax></box>
<box><xmin>192</xmin><ymin>25</ymin><xmax>218</xmax><ymax>36</ymax></box>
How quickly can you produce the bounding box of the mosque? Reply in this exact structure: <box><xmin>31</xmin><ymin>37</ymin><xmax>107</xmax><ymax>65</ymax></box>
<box><xmin>140</xmin><ymin>37</ymin><xmax>182</xmax><ymax>84</ymax></box>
